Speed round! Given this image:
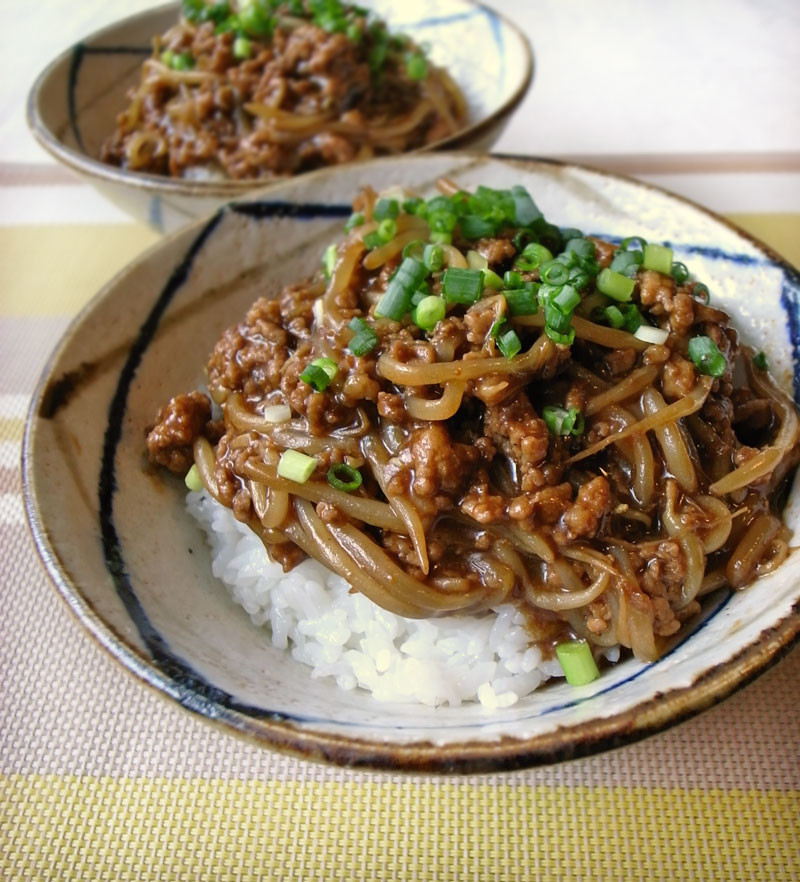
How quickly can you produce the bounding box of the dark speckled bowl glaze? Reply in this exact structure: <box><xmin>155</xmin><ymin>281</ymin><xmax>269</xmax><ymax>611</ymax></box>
<box><xmin>26</xmin><ymin>0</ymin><xmax>532</xmax><ymax>233</ymax></box>
<box><xmin>23</xmin><ymin>154</ymin><xmax>800</xmax><ymax>772</ymax></box>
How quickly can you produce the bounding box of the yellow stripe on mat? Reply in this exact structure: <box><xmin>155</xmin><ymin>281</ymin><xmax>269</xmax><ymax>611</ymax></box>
<box><xmin>0</xmin><ymin>225</ymin><xmax>159</xmax><ymax>316</ymax></box>
<box><xmin>1</xmin><ymin>776</ymin><xmax>797</xmax><ymax>881</ymax></box>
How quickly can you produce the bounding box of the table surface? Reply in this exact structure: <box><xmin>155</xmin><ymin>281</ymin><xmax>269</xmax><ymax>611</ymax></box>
<box><xmin>2</xmin><ymin>1</ymin><xmax>799</xmax><ymax>879</ymax></box>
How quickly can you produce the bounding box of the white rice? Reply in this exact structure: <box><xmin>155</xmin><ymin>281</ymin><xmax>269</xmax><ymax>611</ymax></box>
<box><xmin>187</xmin><ymin>490</ymin><xmax>586</xmax><ymax>707</ymax></box>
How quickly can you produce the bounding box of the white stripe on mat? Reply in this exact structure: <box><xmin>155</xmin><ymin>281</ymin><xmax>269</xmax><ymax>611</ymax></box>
<box><xmin>0</xmin><ymin>442</ymin><xmax>21</xmax><ymax>469</ymax></box>
<box><xmin>0</xmin><ymin>493</ymin><xmax>25</xmax><ymax>525</ymax></box>
<box><xmin>0</xmin><ymin>394</ymin><xmax>30</xmax><ymax>419</ymax></box>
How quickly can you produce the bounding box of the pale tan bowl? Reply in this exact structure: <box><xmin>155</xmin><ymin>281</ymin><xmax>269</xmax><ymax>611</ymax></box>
<box><xmin>23</xmin><ymin>154</ymin><xmax>800</xmax><ymax>772</ymax></box>
<box><xmin>26</xmin><ymin>0</ymin><xmax>533</xmax><ymax>233</ymax></box>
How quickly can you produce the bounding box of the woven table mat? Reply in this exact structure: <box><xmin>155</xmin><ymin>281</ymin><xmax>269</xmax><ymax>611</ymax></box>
<box><xmin>1</xmin><ymin>217</ymin><xmax>799</xmax><ymax>881</ymax></box>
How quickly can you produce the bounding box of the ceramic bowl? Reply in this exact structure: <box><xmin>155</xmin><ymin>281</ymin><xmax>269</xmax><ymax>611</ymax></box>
<box><xmin>23</xmin><ymin>153</ymin><xmax>800</xmax><ymax>772</ymax></box>
<box><xmin>26</xmin><ymin>0</ymin><xmax>532</xmax><ymax>234</ymax></box>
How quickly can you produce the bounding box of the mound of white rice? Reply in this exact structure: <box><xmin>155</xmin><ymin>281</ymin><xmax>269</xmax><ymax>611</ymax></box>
<box><xmin>187</xmin><ymin>490</ymin><xmax>588</xmax><ymax>707</ymax></box>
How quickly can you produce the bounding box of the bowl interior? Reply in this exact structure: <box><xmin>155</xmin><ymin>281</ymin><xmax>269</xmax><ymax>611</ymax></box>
<box><xmin>24</xmin><ymin>154</ymin><xmax>800</xmax><ymax>771</ymax></box>
<box><xmin>29</xmin><ymin>0</ymin><xmax>533</xmax><ymax>194</ymax></box>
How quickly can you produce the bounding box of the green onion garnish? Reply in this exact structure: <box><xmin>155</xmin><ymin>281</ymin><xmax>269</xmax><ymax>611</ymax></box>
<box><xmin>597</xmin><ymin>267</ymin><xmax>635</xmax><ymax>302</ymax></box>
<box><xmin>496</xmin><ymin>328</ymin><xmax>522</xmax><ymax>359</ymax></box>
<box><xmin>545</xmin><ymin>325</ymin><xmax>576</xmax><ymax>346</ymax></box>
<box><xmin>429</xmin><ymin>231</ymin><xmax>452</xmax><ymax>245</ymax></box>
<box><xmin>504</xmin><ymin>283</ymin><xmax>539</xmax><ymax>316</ymax></box>
<box><xmin>300</xmin><ymin>357</ymin><xmax>338</xmax><ymax>392</ymax></box>
<box><xmin>515</xmin><ymin>242</ymin><xmax>553</xmax><ymax>271</ymax></box>
<box><xmin>543</xmin><ymin>405</ymin><xmax>584</xmax><ymax>436</ymax></box>
<box><xmin>609</xmin><ymin>249</ymin><xmax>642</xmax><ymax>278</ymax></box>
<box><xmin>670</xmin><ymin>261</ymin><xmax>690</xmax><ymax>284</ymax></box>
<box><xmin>373</xmin><ymin>198</ymin><xmax>399</xmax><ymax>221</ymax></box>
<box><xmin>544</xmin><ymin>300</ymin><xmax>573</xmax><ymax>335</ymax></box>
<box><xmin>540</xmin><ymin>261</ymin><xmax>570</xmax><ymax>286</ymax></box>
<box><xmin>171</xmin><ymin>51</ymin><xmax>195</xmax><ymax>70</ymax></box>
<box><xmin>413</xmin><ymin>295</ymin><xmax>446</xmax><ymax>331</ymax></box>
<box><xmin>688</xmin><ymin>335</ymin><xmax>727</xmax><ymax>378</ymax></box>
<box><xmin>344</xmin><ymin>211</ymin><xmax>364</xmax><ymax>232</ymax></box>
<box><xmin>693</xmin><ymin>282</ymin><xmax>711</xmax><ymax>303</ymax></box>
<box><xmin>327</xmin><ymin>463</ymin><xmax>363</xmax><ymax>492</ymax></box>
<box><xmin>423</xmin><ymin>243</ymin><xmax>444</xmax><ymax>272</ymax></box>
<box><xmin>510</xmin><ymin>185</ymin><xmax>542</xmax><ymax>226</ymax></box>
<box><xmin>563</xmin><ymin>238</ymin><xmax>595</xmax><ymax>261</ymax></box>
<box><xmin>185</xmin><ymin>463</ymin><xmax>204</xmax><ymax>492</ymax></box>
<box><xmin>459</xmin><ymin>214</ymin><xmax>496</xmax><ymax>239</ymax></box>
<box><xmin>603</xmin><ymin>305</ymin><xmax>625</xmax><ymax>329</ymax></box>
<box><xmin>753</xmin><ymin>351</ymin><xmax>769</xmax><ymax>371</ymax></box>
<box><xmin>377</xmin><ymin>218</ymin><xmax>397</xmax><ymax>243</ymax></box>
<box><xmin>442</xmin><ymin>267</ymin><xmax>484</xmax><ymax>305</ymax></box>
<box><xmin>560</xmin><ymin>227</ymin><xmax>583</xmax><ymax>242</ymax></box>
<box><xmin>347</xmin><ymin>317</ymin><xmax>379</xmax><ymax>356</ymax></box>
<box><xmin>277</xmin><ymin>449</ymin><xmax>317</xmax><ymax>484</ymax></box>
<box><xmin>556</xmin><ymin>640</ymin><xmax>600</xmax><ymax>686</ymax></box>
<box><xmin>402</xmin><ymin>239</ymin><xmax>425</xmax><ymax>260</ymax></box>
<box><xmin>363</xmin><ymin>231</ymin><xmax>383</xmax><ymax>250</ymax></box>
<box><xmin>233</xmin><ymin>35</ymin><xmax>252</xmax><ymax>59</ymax></box>
<box><xmin>504</xmin><ymin>270</ymin><xmax>522</xmax><ymax>288</ymax></box>
<box><xmin>642</xmin><ymin>243</ymin><xmax>674</xmax><ymax>275</ymax></box>
<box><xmin>482</xmin><ymin>268</ymin><xmax>504</xmax><ymax>290</ymax></box>
<box><xmin>553</xmin><ymin>285</ymin><xmax>581</xmax><ymax>314</ymax></box>
<box><xmin>621</xmin><ymin>235</ymin><xmax>647</xmax><ymax>252</ymax></box>
<box><xmin>322</xmin><ymin>244</ymin><xmax>337</xmax><ymax>278</ymax></box>
<box><xmin>405</xmin><ymin>53</ymin><xmax>428</xmax><ymax>80</ymax></box>
<box><xmin>238</xmin><ymin>1</ymin><xmax>273</xmax><ymax>36</ymax></box>
<box><xmin>375</xmin><ymin>257</ymin><xmax>429</xmax><ymax>320</ymax></box>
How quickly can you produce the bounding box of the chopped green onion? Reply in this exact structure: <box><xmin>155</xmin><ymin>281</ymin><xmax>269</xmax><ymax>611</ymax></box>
<box><xmin>233</xmin><ymin>35</ymin><xmax>252</xmax><ymax>59</ymax></box>
<box><xmin>363</xmin><ymin>231</ymin><xmax>383</xmax><ymax>250</ymax></box>
<box><xmin>401</xmin><ymin>239</ymin><xmax>425</xmax><ymax>260</ymax></box>
<box><xmin>753</xmin><ymin>351</ymin><xmax>769</xmax><ymax>371</ymax></box>
<box><xmin>515</xmin><ymin>242</ymin><xmax>553</xmax><ymax>271</ymax></box>
<box><xmin>490</xmin><ymin>318</ymin><xmax>507</xmax><ymax>338</ymax></box>
<box><xmin>377</xmin><ymin>218</ymin><xmax>397</xmax><ymax>242</ymax></box>
<box><xmin>563</xmin><ymin>238</ymin><xmax>595</xmax><ymax>261</ymax></box>
<box><xmin>429</xmin><ymin>231</ymin><xmax>452</xmax><ymax>245</ymax></box>
<box><xmin>670</xmin><ymin>261</ymin><xmax>690</xmax><ymax>284</ymax></box>
<box><xmin>621</xmin><ymin>235</ymin><xmax>647</xmax><ymax>252</ymax></box>
<box><xmin>560</xmin><ymin>227</ymin><xmax>583</xmax><ymax>242</ymax></box>
<box><xmin>692</xmin><ymin>282</ymin><xmax>711</xmax><ymax>303</ymax></box>
<box><xmin>413</xmin><ymin>295</ymin><xmax>446</xmax><ymax>331</ymax></box>
<box><xmin>171</xmin><ymin>51</ymin><xmax>195</xmax><ymax>70</ymax></box>
<box><xmin>496</xmin><ymin>328</ymin><xmax>521</xmax><ymax>359</ymax></box>
<box><xmin>619</xmin><ymin>303</ymin><xmax>643</xmax><ymax>334</ymax></box>
<box><xmin>346</xmin><ymin>21</ymin><xmax>362</xmax><ymax>42</ymax></box>
<box><xmin>238</xmin><ymin>2</ymin><xmax>273</xmax><ymax>36</ymax></box>
<box><xmin>459</xmin><ymin>214</ymin><xmax>496</xmax><ymax>239</ymax></box>
<box><xmin>300</xmin><ymin>357</ymin><xmax>338</xmax><ymax>391</ymax></box>
<box><xmin>375</xmin><ymin>257</ymin><xmax>429</xmax><ymax>320</ymax></box>
<box><xmin>597</xmin><ymin>267</ymin><xmax>635</xmax><ymax>302</ymax></box>
<box><xmin>603</xmin><ymin>305</ymin><xmax>625</xmax><ymax>329</ymax></box>
<box><xmin>634</xmin><ymin>325</ymin><xmax>670</xmax><ymax>345</ymax></box>
<box><xmin>510</xmin><ymin>185</ymin><xmax>542</xmax><ymax>226</ymax></box>
<box><xmin>556</xmin><ymin>640</ymin><xmax>600</xmax><ymax>686</ymax></box>
<box><xmin>466</xmin><ymin>250</ymin><xmax>488</xmax><ymax>270</ymax></box>
<box><xmin>642</xmin><ymin>243</ymin><xmax>674</xmax><ymax>275</ymax></box>
<box><xmin>609</xmin><ymin>249</ymin><xmax>642</xmax><ymax>278</ymax></box>
<box><xmin>442</xmin><ymin>267</ymin><xmax>484</xmax><ymax>305</ymax></box>
<box><xmin>504</xmin><ymin>270</ymin><xmax>522</xmax><ymax>288</ymax></box>
<box><xmin>403</xmin><ymin>197</ymin><xmax>425</xmax><ymax>215</ymax></box>
<box><xmin>688</xmin><ymin>335</ymin><xmax>727</xmax><ymax>378</ymax></box>
<box><xmin>553</xmin><ymin>285</ymin><xmax>581</xmax><ymax>314</ymax></box>
<box><xmin>504</xmin><ymin>284</ymin><xmax>539</xmax><ymax>316</ymax></box>
<box><xmin>545</xmin><ymin>325</ymin><xmax>575</xmax><ymax>346</ymax></box>
<box><xmin>185</xmin><ymin>463</ymin><xmax>204</xmax><ymax>492</ymax></box>
<box><xmin>322</xmin><ymin>243</ymin><xmax>337</xmax><ymax>278</ymax></box>
<box><xmin>430</xmin><ymin>210</ymin><xmax>458</xmax><ymax>233</ymax></box>
<box><xmin>482</xmin><ymin>268</ymin><xmax>504</xmax><ymax>290</ymax></box>
<box><xmin>422</xmin><ymin>243</ymin><xmax>444</xmax><ymax>272</ymax></box>
<box><xmin>405</xmin><ymin>53</ymin><xmax>428</xmax><ymax>80</ymax></box>
<box><xmin>540</xmin><ymin>261</ymin><xmax>570</xmax><ymax>286</ymax></box>
<box><xmin>544</xmin><ymin>300</ymin><xmax>573</xmax><ymax>335</ymax></box>
<box><xmin>160</xmin><ymin>49</ymin><xmax>175</xmax><ymax>67</ymax></box>
<box><xmin>543</xmin><ymin>405</ymin><xmax>584</xmax><ymax>437</ymax></box>
<box><xmin>373</xmin><ymin>198</ymin><xmax>399</xmax><ymax>221</ymax></box>
<box><xmin>277</xmin><ymin>449</ymin><xmax>317</xmax><ymax>484</ymax></box>
<box><xmin>327</xmin><ymin>463</ymin><xmax>363</xmax><ymax>492</ymax></box>
<box><xmin>347</xmin><ymin>317</ymin><xmax>379</xmax><ymax>356</ymax></box>
<box><xmin>344</xmin><ymin>211</ymin><xmax>364</xmax><ymax>232</ymax></box>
